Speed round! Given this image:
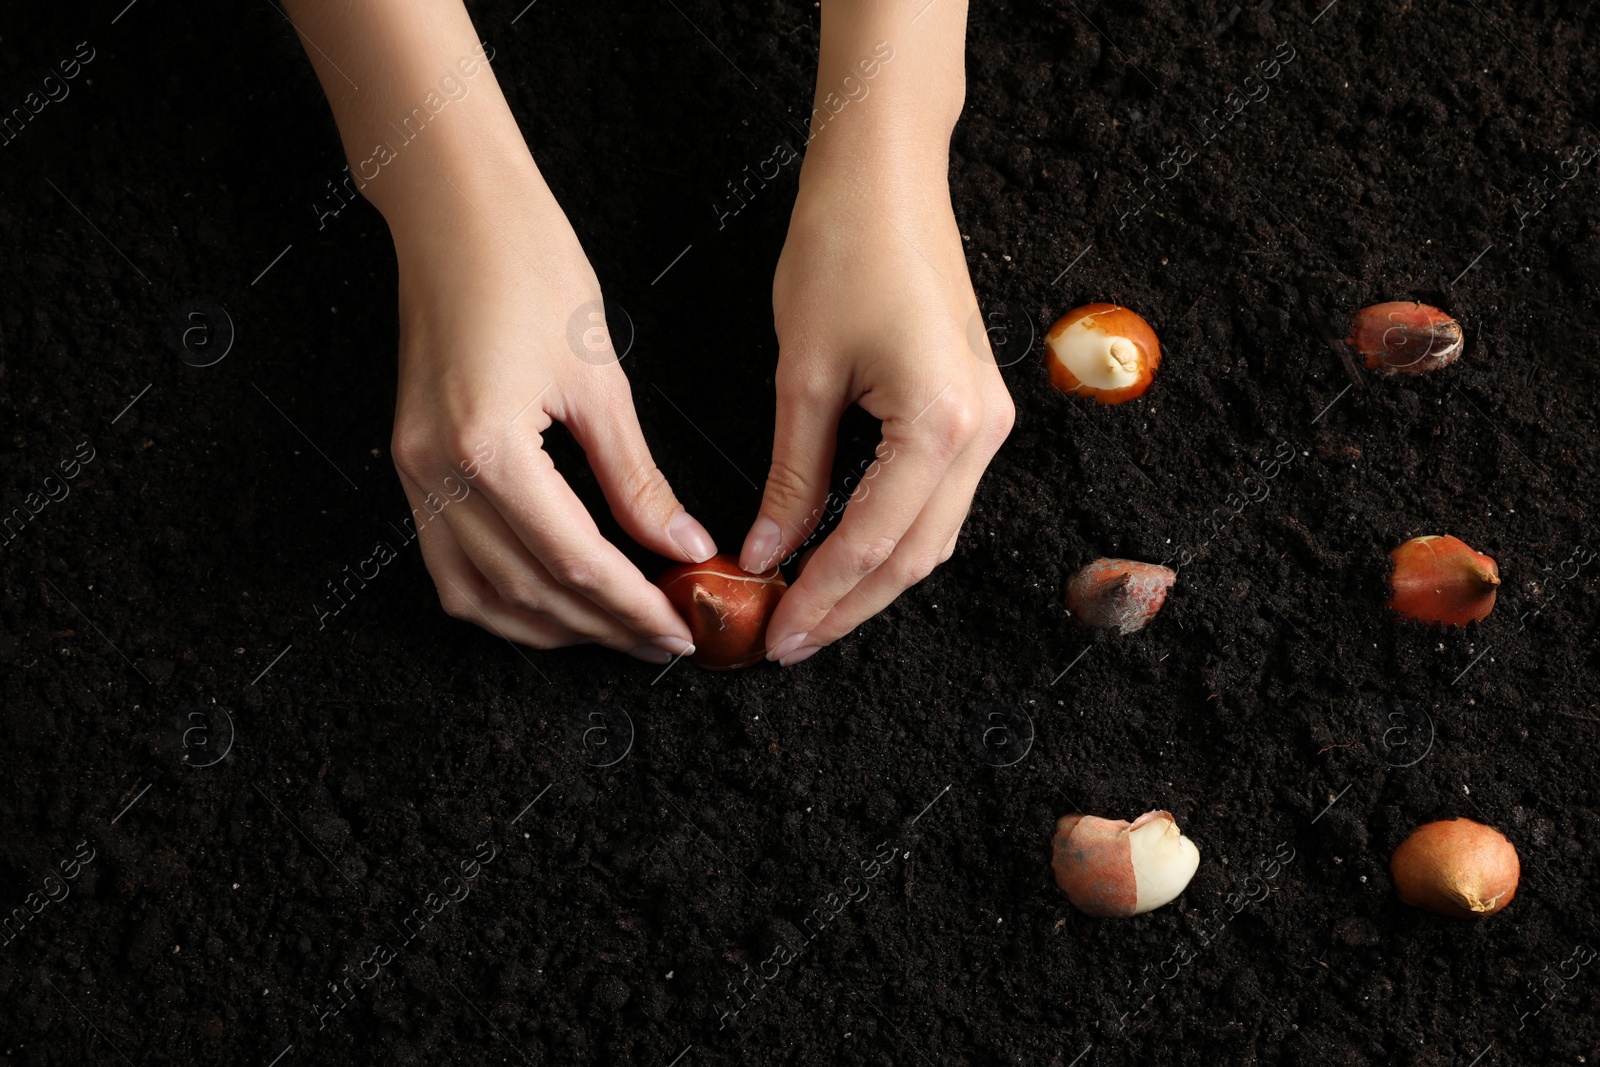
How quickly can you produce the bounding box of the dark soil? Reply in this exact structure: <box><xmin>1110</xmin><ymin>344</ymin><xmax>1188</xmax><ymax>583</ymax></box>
<box><xmin>3</xmin><ymin>0</ymin><xmax>1599</xmax><ymax>1063</ymax></box>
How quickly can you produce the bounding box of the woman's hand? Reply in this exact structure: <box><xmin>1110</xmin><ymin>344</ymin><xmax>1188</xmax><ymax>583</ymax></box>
<box><xmin>278</xmin><ymin>0</ymin><xmax>716</xmax><ymax>662</ymax></box>
<box><xmin>387</xmin><ymin>166</ymin><xmax>716</xmax><ymax>663</ymax></box>
<box><xmin>738</xmin><ymin>0</ymin><xmax>1010</xmax><ymax>667</ymax></box>
<box><xmin>739</xmin><ymin>151</ymin><xmax>1014</xmax><ymax>667</ymax></box>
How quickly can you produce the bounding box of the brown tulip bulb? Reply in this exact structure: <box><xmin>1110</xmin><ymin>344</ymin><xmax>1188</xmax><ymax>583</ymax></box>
<box><xmin>1348</xmin><ymin>302</ymin><xmax>1463</xmax><ymax>374</ymax></box>
<box><xmin>1052</xmin><ymin>810</ymin><xmax>1200</xmax><ymax>917</ymax></box>
<box><xmin>657</xmin><ymin>555</ymin><xmax>786</xmax><ymax>670</ymax></box>
<box><xmin>1391</xmin><ymin>819</ymin><xmax>1519</xmax><ymax>919</ymax></box>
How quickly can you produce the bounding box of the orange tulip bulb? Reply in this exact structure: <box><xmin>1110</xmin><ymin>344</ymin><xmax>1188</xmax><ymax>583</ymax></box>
<box><xmin>1391</xmin><ymin>819</ymin><xmax>1519</xmax><ymax>919</ymax></box>
<box><xmin>1045</xmin><ymin>304</ymin><xmax>1161</xmax><ymax>404</ymax></box>
<box><xmin>1348</xmin><ymin>302</ymin><xmax>1463</xmax><ymax>374</ymax></box>
<box><xmin>1388</xmin><ymin>535</ymin><xmax>1499</xmax><ymax>626</ymax></box>
<box><xmin>657</xmin><ymin>555</ymin><xmax>786</xmax><ymax>670</ymax></box>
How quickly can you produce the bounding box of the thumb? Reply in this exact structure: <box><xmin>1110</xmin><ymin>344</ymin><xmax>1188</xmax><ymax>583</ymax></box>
<box><xmin>563</xmin><ymin>373</ymin><xmax>717</xmax><ymax>564</ymax></box>
<box><xmin>739</xmin><ymin>364</ymin><xmax>846</xmax><ymax>573</ymax></box>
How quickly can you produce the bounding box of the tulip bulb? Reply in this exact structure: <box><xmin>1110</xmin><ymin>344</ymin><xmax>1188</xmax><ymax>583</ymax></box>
<box><xmin>1390</xmin><ymin>819</ymin><xmax>1519</xmax><ymax>919</ymax></box>
<box><xmin>1045</xmin><ymin>304</ymin><xmax>1161</xmax><ymax>403</ymax></box>
<box><xmin>1348</xmin><ymin>302</ymin><xmax>1463</xmax><ymax>374</ymax></box>
<box><xmin>1052</xmin><ymin>810</ymin><xmax>1200</xmax><ymax>917</ymax></box>
<box><xmin>1065</xmin><ymin>558</ymin><xmax>1175</xmax><ymax>633</ymax></box>
<box><xmin>656</xmin><ymin>555</ymin><xmax>786</xmax><ymax>670</ymax></box>
<box><xmin>1388</xmin><ymin>535</ymin><xmax>1499</xmax><ymax>626</ymax></box>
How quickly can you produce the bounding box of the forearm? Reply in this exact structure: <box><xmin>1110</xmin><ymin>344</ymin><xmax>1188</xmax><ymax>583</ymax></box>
<box><xmin>279</xmin><ymin>0</ymin><xmax>546</xmax><ymax>240</ymax></box>
<box><xmin>806</xmin><ymin>0</ymin><xmax>968</xmax><ymax>182</ymax></box>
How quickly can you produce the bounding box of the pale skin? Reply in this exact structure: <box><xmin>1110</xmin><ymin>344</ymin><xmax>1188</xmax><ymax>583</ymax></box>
<box><xmin>281</xmin><ymin>0</ymin><xmax>1013</xmax><ymax>667</ymax></box>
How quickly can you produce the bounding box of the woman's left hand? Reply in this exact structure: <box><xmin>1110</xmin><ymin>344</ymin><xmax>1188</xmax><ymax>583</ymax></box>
<box><xmin>739</xmin><ymin>153</ymin><xmax>1015</xmax><ymax>666</ymax></box>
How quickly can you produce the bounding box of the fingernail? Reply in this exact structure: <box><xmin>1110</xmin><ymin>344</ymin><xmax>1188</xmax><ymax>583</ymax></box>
<box><xmin>778</xmin><ymin>644</ymin><xmax>821</xmax><ymax>667</ymax></box>
<box><xmin>630</xmin><ymin>644</ymin><xmax>673</xmax><ymax>665</ymax></box>
<box><xmin>740</xmin><ymin>515</ymin><xmax>783</xmax><ymax>573</ymax></box>
<box><xmin>668</xmin><ymin>508</ymin><xmax>717</xmax><ymax>563</ymax></box>
<box><xmin>768</xmin><ymin>631</ymin><xmax>810</xmax><ymax>663</ymax></box>
<box><xmin>652</xmin><ymin>635</ymin><xmax>695</xmax><ymax>657</ymax></box>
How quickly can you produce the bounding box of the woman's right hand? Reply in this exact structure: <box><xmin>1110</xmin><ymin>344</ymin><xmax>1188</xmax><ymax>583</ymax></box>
<box><xmin>385</xmin><ymin>159</ymin><xmax>715</xmax><ymax>663</ymax></box>
<box><xmin>274</xmin><ymin>0</ymin><xmax>707</xmax><ymax>662</ymax></box>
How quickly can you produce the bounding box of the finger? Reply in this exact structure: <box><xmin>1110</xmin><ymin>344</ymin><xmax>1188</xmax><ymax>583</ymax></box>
<box><xmin>562</xmin><ymin>366</ymin><xmax>717</xmax><ymax>564</ymax></box>
<box><xmin>738</xmin><ymin>359</ymin><xmax>848</xmax><ymax>573</ymax></box>
<box><xmin>400</xmin><ymin>475</ymin><xmax>584</xmax><ymax>651</ymax></box>
<box><xmin>427</xmin><ymin>479</ymin><xmax>686</xmax><ymax>662</ymax></box>
<box><xmin>786</xmin><ymin>461</ymin><xmax>981</xmax><ymax>664</ymax></box>
<box><xmin>441</xmin><ymin>573</ymin><xmax>589</xmax><ymax>653</ymax></box>
<box><xmin>763</xmin><ymin>382</ymin><xmax>981</xmax><ymax>661</ymax></box>
<box><xmin>470</xmin><ymin>427</ymin><xmax>698</xmax><ymax>649</ymax></box>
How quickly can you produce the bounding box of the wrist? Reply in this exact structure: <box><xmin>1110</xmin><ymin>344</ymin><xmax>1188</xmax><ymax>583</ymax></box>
<box><xmin>798</xmin><ymin>112</ymin><xmax>955</xmax><ymax>190</ymax></box>
<box><xmin>357</xmin><ymin>100</ymin><xmax>536</xmax><ymax>226</ymax></box>
<box><xmin>372</xmin><ymin>128</ymin><xmax>581</xmax><ymax>274</ymax></box>
<box><xmin>797</xmin><ymin>106</ymin><xmax>955</xmax><ymax>206</ymax></box>
<box><xmin>804</xmin><ymin>1</ymin><xmax>966</xmax><ymax>185</ymax></box>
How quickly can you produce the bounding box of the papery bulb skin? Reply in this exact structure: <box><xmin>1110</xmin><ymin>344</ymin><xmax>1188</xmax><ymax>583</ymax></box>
<box><xmin>1065</xmin><ymin>559</ymin><xmax>1176</xmax><ymax>634</ymax></box>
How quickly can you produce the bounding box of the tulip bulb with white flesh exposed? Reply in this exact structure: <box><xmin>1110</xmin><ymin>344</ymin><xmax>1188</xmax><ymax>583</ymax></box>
<box><xmin>1051</xmin><ymin>810</ymin><xmax>1200</xmax><ymax>917</ymax></box>
<box><xmin>1045</xmin><ymin>304</ymin><xmax>1161</xmax><ymax>404</ymax></box>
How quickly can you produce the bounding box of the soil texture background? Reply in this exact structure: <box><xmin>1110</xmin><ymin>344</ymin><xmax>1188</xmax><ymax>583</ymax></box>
<box><xmin>2</xmin><ymin>1</ymin><xmax>1599</xmax><ymax>1064</ymax></box>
